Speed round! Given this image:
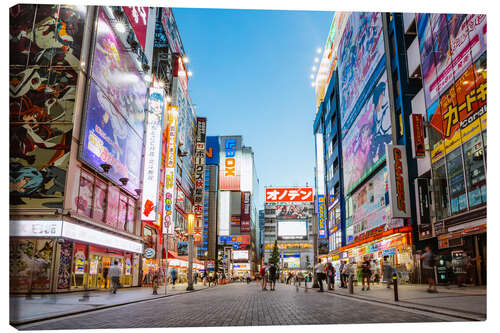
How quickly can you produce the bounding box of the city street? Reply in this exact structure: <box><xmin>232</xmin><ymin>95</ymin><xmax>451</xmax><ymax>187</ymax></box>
<box><xmin>17</xmin><ymin>282</ymin><xmax>465</xmax><ymax>330</ymax></box>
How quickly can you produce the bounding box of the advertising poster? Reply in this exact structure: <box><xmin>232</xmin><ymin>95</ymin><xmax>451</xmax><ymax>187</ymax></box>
<box><xmin>283</xmin><ymin>253</ymin><xmax>300</xmax><ymax>269</ymax></box>
<box><xmin>141</xmin><ymin>87</ymin><xmax>164</xmax><ymax>221</ymax></box>
<box><xmin>317</xmin><ymin>194</ymin><xmax>326</xmax><ymax>238</ymax></box>
<box><xmin>350</xmin><ymin>167</ymin><xmax>390</xmax><ymax>237</ymax></box>
<box><xmin>342</xmin><ymin>72</ymin><xmax>392</xmax><ymax>193</ymax></box>
<box><xmin>386</xmin><ymin>145</ymin><xmax>412</xmax><ymax>219</ymax></box>
<box><xmin>9</xmin><ymin>5</ymin><xmax>85</xmax><ymax>209</ymax></box>
<box><xmin>410</xmin><ymin>114</ymin><xmax>426</xmax><ymax>158</ymax></box>
<box><xmin>337</xmin><ymin>12</ymin><xmax>385</xmax><ymax>133</ymax></box>
<box><xmin>240</xmin><ymin>192</ymin><xmax>251</xmax><ymax>233</ymax></box>
<box><xmin>122</xmin><ymin>7</ymin><xmax>148</xmax><ymax>51</ymax></box>
<box><xmin>275</xmin><ymin>205</ymin><xmax>310</xmax><ymax>219</ymax></box>
<box><xmin>416</xmin><ymin>13</ymin><xmax>438</xmax><ymax>109</ymax></box>
<box><xmin>219</xmin><ymin>136</ymin><xmax>242</xmax><ymax>190</ymax></box>
<box><xmin>265</xmin><ymin>188</ymin><xmax>313</xmax><ymax>202</ymax></box>
<box><xmin>205</xmin><ymin>136</ymin><xmax>220</xmax><ymax>165</ymax></box>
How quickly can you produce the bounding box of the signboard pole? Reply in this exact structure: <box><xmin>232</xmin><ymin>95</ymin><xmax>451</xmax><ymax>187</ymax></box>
<box><xmin>164</xmin><ymin>233</ymin><xmax>168</xmax><ymax>295</ymax></box>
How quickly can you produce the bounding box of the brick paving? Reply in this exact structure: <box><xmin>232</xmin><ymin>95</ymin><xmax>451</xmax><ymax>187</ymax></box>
<box><xmin>17</xmin><ymin>282</ymin><xmax>454</xmax><ymax>330</ymax></box>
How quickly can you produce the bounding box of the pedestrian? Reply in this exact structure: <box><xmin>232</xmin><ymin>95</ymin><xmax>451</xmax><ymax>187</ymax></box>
<box><xmin>314</xmin><ymin>258</ymin><xmax>325</xmax><ymax>292</ymax></box>
<box><xmin>422</xmin><ymin>246</ymin><xmax>438</xmax><ymax>293</ymax></box>
<box><xmin>269</xmin><ymin>263</ymin><xmax>277</xmax><ymax>291</ymax></box>
<box><xmin>326</xmin><ymin>262</ymin><xmax>336</xmax><ymax>290</ymax></box>
<box><xmin>109</xmin><ymin>259</ymin><xmax>122</xmax><ymax>294</ymax></box>
<box><xmin>361</xmin><ymin>256</ymin><xmax>371</xmax><ymax>291</ymax></box>
<box><xmin>339</xmin><ymin>261</ymin><xmax>347</xmax><ymax>288</ymax></box>
<box><xmin>347</xmin><ymin>260</ymin><xmax>357</xmax><ymax>289</ymax></box>
<box><xmin>246</xmin><ymin>271</ymin><xmax>251</xmax><ymax>284</ymax></box>
<box><xmin>382</xmin><ymin>256</ymin><xmax>394</xmax><ymax>288</ymax></box>
<box><xmin>193</xmin><ymin>271</ymin><xmax>198</xmax><ymax>285</ymax></box>
<box><xmin>152</xmin><ymin>270</ymin><xmax>159</xmax><ymax>295</ymax></box>
<box><xmin>260</xmin><ymin>263</ymin><xmax>268</xmax><ymax>291</ymax></box>
<box><xmin>170</xmin><ymin>267</ymin><xmax>178</xmax><ymax>287</ymax></box>
<box><xmin>103</xmin><ymin>266</ymin><xmax>109</xmax><ymax>289</ymax></box>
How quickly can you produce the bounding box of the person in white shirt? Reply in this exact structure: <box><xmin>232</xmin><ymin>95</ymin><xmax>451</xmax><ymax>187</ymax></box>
<box><xmin>314</xmin><ymin>259</ymin><xmax>325</xmax><ymax>292</ymax></box>
<box><xmin>108</xmin><ymin>260</ymin><xmax>122</xmax><ymax>294</ymax></box>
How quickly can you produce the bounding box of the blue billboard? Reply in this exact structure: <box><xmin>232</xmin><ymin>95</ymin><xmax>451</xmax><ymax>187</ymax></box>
<box><xmin>317</xmin><ymin>194</ymin><xmax>326</xmax><ymax>238</ymax></box>
<box><xmin>205</xmin><ymin>136</ymin><xmax>220</xmax><ymax>165</ymax></box>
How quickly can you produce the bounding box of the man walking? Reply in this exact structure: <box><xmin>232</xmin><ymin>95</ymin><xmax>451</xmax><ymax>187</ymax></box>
<box><xmin>170</xmin><ymin>267</ymin><xmax>178</xmax><ymax>288</ymax></box>
<box><xmin>269</xmin><ymin>263</ymin><xmax>277</xmax><ymax>291</ymax></box>
<box><xmin>260</xmin><ymin>263</ymin><xmax>268</xmax><ymax>291</ymax></box>
<box><xmin>361</xmin><ymin>256</ymin><xmax>371</xmax><ymax>291</ymax></box>
<box><xmin>314</xmin><ymin>259</ymin><xmax>325</xmax><ymax>292</ymax></box>
<box><xmin>382</xmin><ymin>256</ymin><xmax>393</xmax><ymax>288</ymax></box>
<box><xmin>422</xmin><ymin>246</ymin><xmax>438</xmax><ymax>293</ymax></box>
<box><xmin>109</xmin><ymin>259</ymin><xmax>121</xmax><ymax>294</ymax></box>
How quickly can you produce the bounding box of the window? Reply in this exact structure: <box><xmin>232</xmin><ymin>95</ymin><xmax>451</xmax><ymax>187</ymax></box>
<box><xmin>446</xmin><ymin>148</ymin><xmax>467</xmax><ymax>214</ymax></box>
<box><xmin>432</xmin><ymin>158</ymin><xmax>450</xmax><ymax>220</ymax></box>
<box><xmin>482</xmin><ymin>131</ymin><xmax>487</xmax><ymax>164</ymax></box>
<box><xmin>77</xmin><ymin>171</ymin><xmax>94</xmax><ymax>218</ymax></box>
<box><xmin>463</xmin><ymin>134</ymin><xmax>486</xmax><ymax>209</ymax></box>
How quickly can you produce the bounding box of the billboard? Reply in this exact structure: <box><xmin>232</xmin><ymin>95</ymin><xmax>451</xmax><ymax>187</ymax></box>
<box><xmin>342</xmin><ymin>72</ymin><xmax>392</xmax><ymax>194</ymax></box>
<box><xmin>410</xmin><ymin>114</ymin><xmax>426</xmax><ymax>158</ymax></box>
<box><xmin>240</xmin><ymin>192</ymin><xmax>251</xmax><ymax>233</ymax></box>
<box><xmin>277</xmin><ymin>220</ymin><xmax>308</xmax><ymax>240</ymax></box>
<box><xmin>205</xmin><ymin>136</ymin><xmax>220</xmax><ymax>165</ymax></box>
<box><xmin>122</xmin><ymin>6</ymin><xmax>148</xmax><ymax>51</ymax></box>
<box><xmin>160</xmin><ymin>8</ymin><xmax>185</xmax><ymax>56</ymax></box>
<box><xmin>193</xmin><ymin>117</ymin><xmax>207</xmax><ymax>233</ymax></box>
<box><xmin>386</xmin><ymin>145</ymin><xmax>412</xmax><ymax>219</ymax></box>
<box><xmin>80</xmin><ymin>9</ymin><xmax>147</xmax><ymax>194</ymax></box>
<box><xmin>416</xmin><ymin>14</ymin><xmax>486</xmax><ymax>109</ymax></box>
<box><xmin>232</xmin><ymin>250</ymin><xmax>249</xmax><ymax>260</ymax></box>
<box><xmin>275</xmin><ymin>205</ymin><xmax>310</xmax><ymax>219</ymax></box>
<box><xmin>337</xmin><ymin>12</ymin><xmax>385</xmax><ymax>133</ymax></box>
<box><xmin>282</xmin><ymin>253</ymin><xmax>300</xmax><ymax>269</ymax></box>
<box><xmin>265</xmin><ymin>188</ymin><xmax>313</xmax><ymax>202</ymax></box>
<box><xmin>218</xmin><ymin>191</ymin><xmax>230</xmax><ymax>236</ymax></box>
<box><xmin>219</xmin><ymin>235</ymin><xmax>251</xmax><ymax>245</ymax></box>
<box><xmin>162</xmin><ymin>105</ymin><xmax>179</xmax><ymax>235</ymax></box>
<box><xmin>219</xmin><ymin>136</ymin><xmax>242</xmax><ymax>190</ymax></box>
<box><xmin>141</xmin><ymin>87</ymin><xmax>164</xmax><ymax>221</ymax></box>
<box><xmin>317</xmin><ymin>195</ymin><xmax>326</xmax><ymax>238</ymax></box>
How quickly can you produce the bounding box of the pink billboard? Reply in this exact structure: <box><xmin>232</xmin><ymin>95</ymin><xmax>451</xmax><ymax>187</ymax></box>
<box><xmin>122</xmin><ymin>7</ymin><xmax>149</xmax><ymax>51</ymax></box>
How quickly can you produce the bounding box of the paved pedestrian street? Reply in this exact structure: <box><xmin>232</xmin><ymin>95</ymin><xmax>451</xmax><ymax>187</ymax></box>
<box><xmin>18</xmin><ymin>283</ymin><xmax>458</xmax><ymax>330</ymax></box>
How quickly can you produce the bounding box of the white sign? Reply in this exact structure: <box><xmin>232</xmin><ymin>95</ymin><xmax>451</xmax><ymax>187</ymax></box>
<box><xmin>141</xmin><ymin>87</ymin><xmax>164</xmax><ymax>221</ymax></box>
<box><xmin>62</xmin><ymin>222</ymin><xmax>143</xmax><ymax>253</ymax></box>
<box><xmin>232</xmin><ymin>263</ymin><xmax>250</xmax><ymax>270</ymax></box>
<box><xmin>386</xmin><ymin>144</ymin><xmax>412</xmax><ymax>219</ymax></box>
<box><xmin>10</xmin><ymin>220</ymin><xmax>63</xmax><ymax>237</ymax></box>
<box><xmin>232</xmin><ymin>250</ymin><xmax>249</xmax><ymax>260</ymax></box>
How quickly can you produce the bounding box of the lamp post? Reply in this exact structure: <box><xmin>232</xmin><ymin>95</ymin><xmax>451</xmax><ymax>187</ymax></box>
<box><xmin>187</xmin><ymin>213</ymin><xmax>195</xmax><ymax>291</ymax></box>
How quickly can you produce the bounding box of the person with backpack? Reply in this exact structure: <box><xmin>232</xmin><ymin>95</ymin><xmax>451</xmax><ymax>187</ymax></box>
<box><xmin>422</xmin><ymin>246</ymin><xmax>438</xmax><ymax>293</ymax></box>
<box><xmin>326</xmin><ymin>262</ymin><xmax>336</xmax><ymax>290</ymax></box>
<box><xmin>269</xmin><ymin>263</ymin><xmax>278</xmax><ymax>291</ymax></box>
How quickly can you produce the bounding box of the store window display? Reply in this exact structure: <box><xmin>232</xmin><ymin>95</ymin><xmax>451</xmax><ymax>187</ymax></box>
<box><xmin>463</xmin><ymin>134</ymin><xmax>486</xmax><ymax>209</ymax></box>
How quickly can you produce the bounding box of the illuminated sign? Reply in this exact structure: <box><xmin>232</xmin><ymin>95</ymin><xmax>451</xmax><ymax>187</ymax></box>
<box><xmin>232</xmin><ymin>250</ymin><xmax>249</xmax><ymax>260</ymax></box>
<box><xmin>318</xmin><ymin>194</ymin><xmax>326</xmax><ymax>238</ymax></box>
<box><xmin>240</xmin><ymin>192</ymin><xmax>251</xmax><ymax>233</ymax></box>
<box><xmin>219</xmin><ymin>235</ymin><xmax>250</xmax><ymax>245</ymax></box>
<box><xmin>263</xmin><ymin>242</ymin><xmax>313</xmax><ymax>250</ymax></box>
<box><xmin>163</xmin><ymin>105</ymin><xmax>179</xmax><ymax>235</ymax></box>
<box><xmin>205</xmin><ymin>136</ymin><xmax>220</xmax><ymax>165</ymax></box>
<box><xmin>10</xmin><ymin>220</ymin><xmax>63</xmax><ymax>237</ymax></box>
<box><xmin>219</xmin><ymin>136</ymin><xmax>242</xmax><ymax>190</ymax></box>
<box><xmin>410</xmin><ymin>114</ymin><xmax>426</xmax><ymax>158</ymax></box>
<box><xmin>386</xmin><ymin>145</ymin><xmax>411</xmax><ymax>219</ymax></box>
<box><xmin>265</xmin><ymin>188</ymin><xmax>313</xmax><ymax>202</ymax></box>
<box><xmin>193</xmin><ymin>118</ymin><xmax>207</xmax><ymax>237</ymax></box>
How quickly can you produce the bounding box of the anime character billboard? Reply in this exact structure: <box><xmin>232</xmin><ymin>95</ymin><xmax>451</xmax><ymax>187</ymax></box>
<box><xmin>342</xmin><ymin>72</ymin><xmax>392</xmax><ymax>194</ymax></box>
<box><xmin>10</xmin><ymin>5</ymin><xmax>85</xmax><ymax>208</ymax></box>
<box><xmin>337</xmin><ymin>12</ymin><xmax>385</xmax><ymax>134</ymax></box>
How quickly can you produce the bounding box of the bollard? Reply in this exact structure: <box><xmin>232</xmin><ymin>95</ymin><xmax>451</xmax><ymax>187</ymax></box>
<box><xmin>392</xmin><ymin>272</ymin><xmax>398</xmax><ymax>301</ymax></box>
<box><xmin>349</xmin><ymin>275</ymin><xmax>354</xmax><ymax>294</ymax></box>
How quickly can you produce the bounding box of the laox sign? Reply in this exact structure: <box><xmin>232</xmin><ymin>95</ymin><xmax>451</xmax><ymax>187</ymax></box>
<box><xmin>224</xmin><ymin>139</ymin><xmax>236</xmax><ymax>176</ymax></box>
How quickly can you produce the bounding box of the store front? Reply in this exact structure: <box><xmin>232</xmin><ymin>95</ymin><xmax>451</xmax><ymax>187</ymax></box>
<box><xmin>10</xmin><ymin>219</ymin><xmax>143</xmax><ymax>293</ymax></box>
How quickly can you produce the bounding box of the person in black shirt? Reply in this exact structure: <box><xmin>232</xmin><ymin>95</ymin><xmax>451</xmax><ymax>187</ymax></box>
<box><xmin>361</xmin><ymin>256</ymin><xmax>372</xmax><ymax>291</ymax></box>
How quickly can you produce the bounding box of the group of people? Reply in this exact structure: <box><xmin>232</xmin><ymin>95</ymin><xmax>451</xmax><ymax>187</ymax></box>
<box><xmin>259</xmin><ymin>262</ymin><xmax>279</xmax><ymax>291</ymax></box>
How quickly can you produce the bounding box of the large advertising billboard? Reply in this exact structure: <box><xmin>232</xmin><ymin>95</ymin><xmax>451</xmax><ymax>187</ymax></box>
<box><xmin>277</xmin><ymin>220</ymin><xmax>308</xmax><ymax>240</ymax></box>
<box><xmin>205</xmin><ymin>136</ymin><xmax>220</xmax><ymax>165</ymax></box>
<box><xmin>342</xmin><ymin>72</ymin><xmax>392</xmax><ymax>194</ymax></box>
<box><xmin>141</xmin><ymin>87</ymin><xmax>164</xmax><ymax>221</ymax></box>
<box><xmin>219</xmin><ymin>136</ymin><xmax>242</xmax><ymax>190</ymax></box>
<box><xmin>193</xmin><ymin>118</ymin><xmax>207</xmax><ymax>234</ymax></box>
<box><xmin>162</xmin><ymin>105</ymin><xmax>179</xmax><ymax>235</ymax></box>
<box><xmin>80</xmin><ymin>9</ymin><xmax>147</xmax><ymax>194</ymax></box>
<box><xmin>265</xmin><ymin>188</ymin><xmax>313</xmax><ymax>202</ymax></box>
<box><xmin>337</xmin><ymin>12</ymin><xmax>385</xmax><ymax>134</ymax></box>
<box><xmin>275</xmin><ymin>205</ymin><xmax>311</xmax><ymax>219</ymax></box>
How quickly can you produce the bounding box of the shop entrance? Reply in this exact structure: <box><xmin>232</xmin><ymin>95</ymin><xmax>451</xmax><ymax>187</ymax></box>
<box><xmin>88</xmin><ymin>254</ymin><xmax>124</xmax><ymax>289</ymax></box>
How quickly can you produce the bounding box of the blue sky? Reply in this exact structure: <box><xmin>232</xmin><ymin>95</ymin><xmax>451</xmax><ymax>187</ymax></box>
<box><xmin>173</xmin><ymin>8</ymin><xmax>333</xmax><ymax>207</ymax></box>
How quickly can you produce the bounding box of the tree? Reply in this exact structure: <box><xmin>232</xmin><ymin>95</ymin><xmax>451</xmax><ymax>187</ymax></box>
<box><xmin>269</xmin><ymin>239</ymin><xmax>280</xmax><ymax>266</ymax></box>
<box><xmin>305</xmin><ymin>255</ymin><xmax>312</xmax><ymax>271</ymax></box>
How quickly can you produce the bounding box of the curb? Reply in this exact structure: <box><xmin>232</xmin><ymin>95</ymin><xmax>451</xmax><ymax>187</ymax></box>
<box><xmin>11</xmin><ymin>286</ymin><xmax>211</xmax><ymax>327</ymax></box>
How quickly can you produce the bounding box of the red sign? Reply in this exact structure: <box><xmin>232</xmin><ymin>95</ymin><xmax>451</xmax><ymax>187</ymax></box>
<box><xmin>240</xmin><ymin>192</ymin><xmax>251</xmax><ymax>233</ymax></box>
<box><xmin>122</xmin><ymin>7</ymin><xmax>148</xmax><ymax>51</ymax></box>
<box><xmin>265</xmin><ymin>188</ymin><xmax>313</xmax><ymax>202</ymax></box>
<box><xmin>411</xmin><ymin>114</ymin><xmax>425</xmax><ymax>158</ymax></box>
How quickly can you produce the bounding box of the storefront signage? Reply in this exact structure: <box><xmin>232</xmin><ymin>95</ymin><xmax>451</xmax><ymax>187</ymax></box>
<box><xmin>462</xmin><ymin>224</ymin><xmax>486</xmax><ymax>235</ymax></box>
<box><xmin>263</xmin><ymin>242</ymin><xmax>313</xmax><ymax>250</ymax></box>
<box><xmin>386</xmin><ymin>145</ymin><xmax>411</xmax><ymax>218</ymax></box>
<box><xmin>205</xmin><ymin>136</ymin><xmax>220</xmax><ymax>165</ymax></box>
<box><xmin>382</xmin><ymin>248</ymin><xmax>396</xmax><ymax>256</ymax></box>
<box><xmin>10</xmin><ymin>220</ymin><xmax>63</xmax><ymax>237</ymax></box>
<box><xmin>240</xmin><ymin>192</ymin><xmax>251</xmax><ymax>233</ymax></box>
<box><xmin>62</xmin><ymin>221</ymin><xmax>143</xmax><ymax>253</ymax></box>
<box><xmin>415</xmin><ymin>178</ymin><xmax>431</xmax><ymax>225</ymax></box>
<box><xmin>163</xmin><ymin>105</ymin><xmax>179</xmax><ymax>235</ymax></box>
<box><xmin>232</xmin><ymin>263</ymin><xmax>250</xmax><ymax>270</ymax></box>
<box><xmin>265</xmin><ymin>188</ymin><xmax>313</xmax><ymax>202</ymax></box>
<box><xmin>219</xmin><ymin>136</ymin><xmax>242</xmax><ymax>190</ymax></box>
<box><xmin>410</xmin><ymin>114</ymin><xmax>426</xmax><ymax>158</ymax></box>
<box><xmin>193</xmin><ymin>118</ymin><xmax>207</xmax><ymax>236</ymax></box>
<box><xmin>144</xmin><ymin>248</ymin><xmax>156</xmax><ymax>259</ymax></box>
<box><xmin>219</xmin><ymin>235</ymin><xmax>250</xmax><ymax>245</ymax></box>
<box><xmin>141</xmin><ymin>87</ymin><xmax>164</xmax><ymax>221</ymax></box>
<box><xmin>122</xmin><ymin>6</ymin><xmax>148</xmax><ymax>51</ymax></box>
<box><xmin>160</xmin><ymin>8</ymin><xmax>185</xmax><ymax>57</ymax></box>
<box><xmin>353</xmin><ymin>224</ymin><xmax>386</xmax><ymax>243</ymax></box>
<box><xmin>232</xmin><ymin>250</ymin><xmax>249</xmax><ymax>260</ymax></box>
<box><xmin>317</xmin><ymin>194</ymin><xmax>326</xmax><ymax>238</ymax></box>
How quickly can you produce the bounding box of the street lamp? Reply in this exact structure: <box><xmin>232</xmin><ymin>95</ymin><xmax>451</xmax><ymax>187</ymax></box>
<box><xmin>187</xmin><ymin>213</ymin><xmax>195</xmax><ymax>291</ymax></box>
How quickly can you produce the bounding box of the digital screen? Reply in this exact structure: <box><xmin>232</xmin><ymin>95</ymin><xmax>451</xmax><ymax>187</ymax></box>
<box><xmin>278</xmin><ymin>220</ymin><xmax>307</xmax><ymax>240</ymax></box>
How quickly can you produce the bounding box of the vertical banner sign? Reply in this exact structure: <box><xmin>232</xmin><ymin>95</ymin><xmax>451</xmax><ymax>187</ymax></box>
<box><xmin>163</xmin><ymin>106</ymin><xmax>179</xmax><ymax>235</ymax></box>
<box><xmin>193</xmin><ymin>118</ymin><xmax>207</xmax><ymax>243</ymax></box>
<box><xmin>219</xmin><ymin>136</ymin><xmax>242</xmax><ymax>190</ymax></box>
<box><xmin>205</xmin><ymin>136</ymin><xmax>220</xmax><ymax>165</ymax></box>
<box><xmin>317</xmin><ymin>195</ymin><xmax>326</xmax><ymax>238</ymax></box>
<box><xmin>410</xmin><ymin>114</ymin><xmax>426</xmax><ymax>158</ymax></box>
<box><xmin>141</xmin><ymin>87</ymin><xmax>164</xmax><ymax>221</ymax></box>
<box><xmin>122</xmin><ymin>7</ymin><xmax>148</xmax><ymax>51</ymax></box>
<box><xmin>386</xmin><ymin>145</ymin><xmax>412</xmax><ymax>218</ymax></box>
<box><xmin>241</xmin><ymin>192</ymin><xmax>251</xmax><ymax>233</ymax></box>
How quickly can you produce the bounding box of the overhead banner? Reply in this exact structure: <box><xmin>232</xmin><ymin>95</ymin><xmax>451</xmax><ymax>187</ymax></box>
<box><xmin>122</xmin><ymin>6</ymin><xmax>148</xmax><ymax>51</ymax></box>
<box><xmin>193</xmin><ymin>118</ymin><xmax>207</xmax><ymax>237</ymax></box>
<box><xmin>410</xmin><ymin>114</ymin><xmax>426</xmax><ymax>158</ymax></box>
<box><xmin>219</xmin><ymin>136</ymin><xmax>242</xmax><ymax>190</ymax></box>
<box><xmin>317</xmin><ymin>195</ymin><xmax>326</xmax><ymax>238</ymax></box>
<box><xmin>141</xmin><ymin>87</ymin><xmax>164</xmax><ymax>221</ymax></box>
<box><xmin>265</xmin><ymin>188</ymin><xmax>314</xmax><ymax>202</ymax></box>
<box><xmin>205</xmin><ymin>136</ymin><xmax>220</xmax><ymax>165</ymax></box>
<box><xmin>275</xmin><ymin>205</ymin><xmax>311</xmax><ymax>219</ymax></box>
<box><xmin>240</xmin><ymin>191</ymin><xmax>251</xmax><ymax>233</ymax></box>
<box><xmin>386</xmin><ymin>145</ymin><xmax>412</xmax><ymax>219</ymax></box>
<box><xmin>162</xmin><ymin>105</ymin><xmax>179</xmax><ymax>235</ymax></box>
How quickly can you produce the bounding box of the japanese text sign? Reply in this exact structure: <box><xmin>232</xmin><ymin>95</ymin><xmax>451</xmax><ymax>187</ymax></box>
<box><xmin>265</xmin><ymin>188</ymin><xmax>313</xmax><ymax>202</ymax></box>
